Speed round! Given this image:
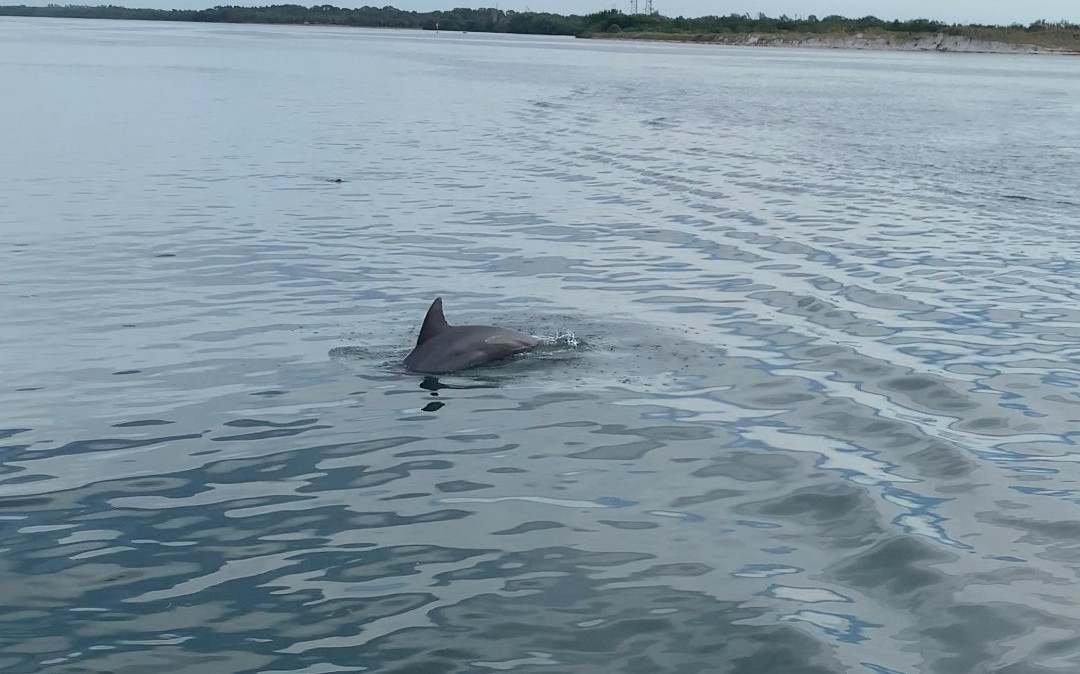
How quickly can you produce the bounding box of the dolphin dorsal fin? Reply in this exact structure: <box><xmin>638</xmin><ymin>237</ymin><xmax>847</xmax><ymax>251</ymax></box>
<box><xmin>416</xmin><ymin>297</ymin><xmax>450</xmax><ymax>346</ymax></box>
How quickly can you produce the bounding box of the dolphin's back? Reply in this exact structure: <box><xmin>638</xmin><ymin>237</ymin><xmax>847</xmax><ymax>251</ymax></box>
<box><xmin>403</xmin><ymin>297</ymin><xmax>539</xmax><ymax>374</ymax></box>
<box><xmin>404</xmin><ymin>325</ymin><xmax>538</xmax><ymax>374</ymax></box>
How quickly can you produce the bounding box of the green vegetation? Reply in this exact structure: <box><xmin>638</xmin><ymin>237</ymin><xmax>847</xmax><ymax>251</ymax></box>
<box><xmin>2</xmin><ymin>4</ymin><xmax>1078</xmax><ymax>51</ymax></box>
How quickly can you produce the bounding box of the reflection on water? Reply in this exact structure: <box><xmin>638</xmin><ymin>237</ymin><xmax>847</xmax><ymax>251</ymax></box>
<box><xmin>2</xmin><ymin>18</ymin><xmax>1080</xmax><ymax>674</ymax></box>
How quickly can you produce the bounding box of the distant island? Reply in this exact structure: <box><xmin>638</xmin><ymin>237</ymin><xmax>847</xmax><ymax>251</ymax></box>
<box><xmin>2</xmin><ymin>5</ymin><xmax>1079</xmax><ymax>54</ymax></box>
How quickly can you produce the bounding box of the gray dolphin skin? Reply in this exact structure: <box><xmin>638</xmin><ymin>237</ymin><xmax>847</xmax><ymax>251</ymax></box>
<box><xmin>403</xmin><ymin>297</ymin><xmax>539</xmax><ymax>374</ymax></box>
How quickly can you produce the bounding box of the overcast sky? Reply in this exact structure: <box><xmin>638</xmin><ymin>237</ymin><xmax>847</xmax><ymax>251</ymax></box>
<box><xmin>19</xmin><ymin>1</ymin><xmax>1078</xmax><ymax>25</ymax></box>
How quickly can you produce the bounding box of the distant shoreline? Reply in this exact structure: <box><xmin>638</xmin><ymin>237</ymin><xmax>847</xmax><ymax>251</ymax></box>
<box><xmin>3</xmin><ymin>5</ymin><xmax>1079</xmax><ymax>55</ymax></box>
<box><xmin>582</xmin><ymin>31</ymin><xmax>1080</xmax><ymax>56</ymax></box>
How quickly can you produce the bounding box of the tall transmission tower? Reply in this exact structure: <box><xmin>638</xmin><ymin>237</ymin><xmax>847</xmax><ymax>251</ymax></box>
<box><xmin>644</xmin><ymin>0</ymin><xmax>654</xmax><ymax>14</ymax></box>
<box><xmin>629</xmin><ymin>0</ymin><xmax>638</xmax><ymax>14</ymax></box>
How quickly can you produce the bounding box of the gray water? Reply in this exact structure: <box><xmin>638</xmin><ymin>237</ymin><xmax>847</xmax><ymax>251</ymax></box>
<box><xmin>2</xmin><ymin>16</ymin><xmax>1080</xmax><ymax>674</ymax></box>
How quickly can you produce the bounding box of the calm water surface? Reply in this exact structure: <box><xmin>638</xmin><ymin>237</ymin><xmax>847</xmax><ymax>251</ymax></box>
<box><xmin>2</xmin><ymin>17</ymin><xmax>1080</xmax><ymax>674</ymax></box>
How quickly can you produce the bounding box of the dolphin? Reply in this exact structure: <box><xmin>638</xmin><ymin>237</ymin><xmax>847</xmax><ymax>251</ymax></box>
<box><xmin>403</xmin><ymin>297</ymin><xmax>539</xmax><ymax>374</ymax></box>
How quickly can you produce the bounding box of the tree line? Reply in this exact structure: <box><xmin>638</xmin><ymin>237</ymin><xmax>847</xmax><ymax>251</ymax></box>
<box><xmin>1</xmin><ymin>4</ymin><xmax>1076</xmax><ymax>37</ymax></box>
